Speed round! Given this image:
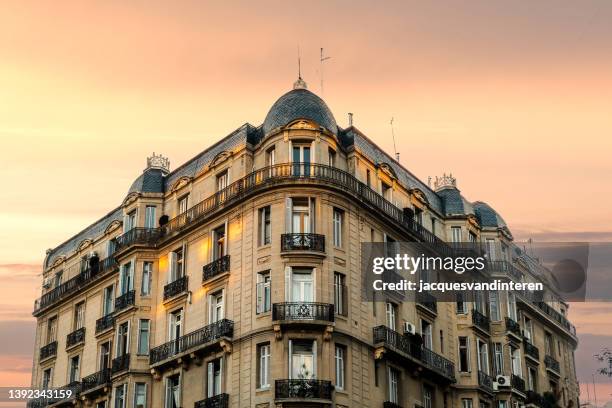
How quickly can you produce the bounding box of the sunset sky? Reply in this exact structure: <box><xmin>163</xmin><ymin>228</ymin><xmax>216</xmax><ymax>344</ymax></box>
<box><xmin>1</xmin><ymin>0</ymin><xmax>611</xmax><ymax>404</ymax></box>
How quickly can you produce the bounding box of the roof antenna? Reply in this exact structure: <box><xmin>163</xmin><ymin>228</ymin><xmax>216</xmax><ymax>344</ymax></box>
<box><xmin>293</xmin><ymin>45</ymin><xmax>307</xmax><ymax>89</ymax></box>
<box><xmin>298</xmin><ymin>45</ymin><xmax>302</xmax><ymax>79</ymax></box>
<box><xmin>390</xmin><ymin>117</ymin><xmax>400</xmax><ymax>162</ymax></box>
<box><xmin>320</xmin><ymin>47</ymin><xmax>331</xmax><ymax>96</ymax></box>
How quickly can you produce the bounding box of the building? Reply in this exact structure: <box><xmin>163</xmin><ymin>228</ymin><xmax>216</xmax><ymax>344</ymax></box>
<box><xmin>29</xmin><ymin>77</ymin><xmax>580</xmax><ymax>408</ymax></box>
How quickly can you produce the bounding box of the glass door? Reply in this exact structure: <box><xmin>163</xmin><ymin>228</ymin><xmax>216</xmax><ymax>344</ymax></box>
<box><xmin>292</xmin><ymin>145</ymin><xmax>311</xmax><ymax>176</ymax></box>
<box><xmin>291</xmin><ymin>270</ymin><xmax>313</xmax><ymax>302</ymax></box>
<box><xmin>291</xmin><ymin>341</ymin><xmax>315</xmax><ymax>379</ymax></box>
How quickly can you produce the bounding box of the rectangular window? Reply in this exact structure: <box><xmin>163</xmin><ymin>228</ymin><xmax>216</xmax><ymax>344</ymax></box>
<box><xmin>119</xmin><ymin>262</ymin><xmax>133</xmax><ymax>295</ymax></box>
<box><xmin>165</xmin><ymin>374</ymin><xmax>180</xmax><ymax>408</ymax></box>
<box><xmin>169</xmin><ymin>309</ymin><xmax>183</xmax><ymax>341</ymax></box>
<box><xmin>178</xmin><ymin>195</ymin><xmax>189</xmax><ymax>214</ymax></box>
<box><xmin>124</xmin><ymin>210</ymin><xmax>136</xmax><ymax>232</ymax></box>
<box><xmin>134</xmin><ymin>383</ymin><xmax>147</xmax><ymax>408</ymax></box>
<box><xmin>138</xmin><ymin>319</ymin><xmax>150</xmax><ymax>355</ymax></box>
<box><xmin>213</xmin><ymin>224</ymin><xmax>226</xmax><ymax>259</ymax></box>
<box><xmin>335</xmin><ymin>345</ymin><xmax>346</xmax><ymax>390</ymax></box>
<box><xmin>477</xmin><ymin>339</ymin><xmax>490</xmax><ymax>374</ymax></box>
<box><xmin>116</xmin><ymin>322</ymin><xmax>129</xmax><ymax>357</ymax></box>
<box><xmin>388</xmin><ymin>367</ymin><xmax>399</xmax><ymax>404</ymax></box>
<box><xmin>100</xmin><ymin>341</ymin><xmax>111</xmax><ymax>370</ymax></box>
<box><xmin>54</xmin><ymin>271</ymin><xmax>63</xmax><ymax>288</ymax></box>
<box><xmin>545</xmin><ymin>332</ymin><xmax>554</xmax><ymax>356</ymax></box>
<box><xmin>42</xmin><ymin>368</ymin><xmax>52</xmax><ymax>389</ymax></box>
<box><xmin>107</xmin><ymin>240</ymin><xmax>116</xmax><ymax>257</ymax></box>
<box><xmin>289</xmin><ymin>339</ymin><xmax>315</xmax><ymax>379</ymax></box>
<box><xmin>524</xmin><ymin>317</ymin><xmax>533</xmax><ymax>341</ymax></box>
<box><xmin>462</xmin><ymin>399</ymin><xmax>474</xmax><ymax>408</ymax></box>
<box><xmin>74</xmin><ymin>302</ymin><xmax>85</xmax><ymax>330</ymax></box>
<box><xmin>334</xmin><ymin>272</ymin><xmax>346</xmax><ymax>316</ymax></box>
<box><xmin>217</xmin><ymin>170</ymin><xmax>229</xmax><ymax>191</ymax></box>
<box><xmin>256</xmin><ymin>272</ymin><xmax>271</xmax><ymax>314</ymax></box>
<box><xmin>459</xmin><ymin>336</ymin><xmax>470</xmax><ymax>372</ymax></box>
<box><xmin>267</xmin><ymin>146</ymin><xmax>275</xmax><ymax>167</ymax></box>
<box><xmin>145</xmin><ymin>206</ymin><xmax>156</xmax><ymax>229</ymax></box>
<box><xmin>114</xmin><ymin>384</ymin><xmax>127</xmax><ymax>408</ymax></box>
<box><xmin>69</xmin><ymin>355</ymin><xmax>80</xmax><ymax>383</ymax></box>
<box><xmin>493</xmin><ymin>342</ymin><xmax>504</xmax><ymax>376</ymax></box>
<box><xmin>451</xmin><ymin>226</ymin><xmax>462</xmax><ymax>243</ymax></box>
<box><xmin>456</xmin><ymin>292</ymin><xmax>467</xmax><ymax>314</ymax></box>
<box><xmin>423</xmin><ymin>385</ymin><xmax>433</xmax><ymax>408</ymax></box>
<box><xmin>366</xmin><ymin>169</ymin><xmax>371</xmax><ymax>187</ymax></box>
<box><xmin>289</xmin><ymin>197</ymin><xmax>314</xmax><ymax>234</ymax></box>
<box><xmin>332</xmin><ymin>208</ymin><xmax>343</xmax><ymax>247</ymax></box>
<box><xmin>259</xmin><ymin>206</ymin><xmax>271</xmax><ymax>246</ymax></box>
<box><xmin>528</xmin><ymin>366</ymin><xmax>537</xmax><ymax>391</ymax></box>
<box><xmin>328</xmin><ymin>148</ymin><xmax>336</xmax><ymax>167</ymax></box>
<box><xmin>47</xmin><ymin>316</ymin><xmax>57</xmax><ymax>343</ymax></box>
<box><xmin>381</xmin><ymin>181</ymin><xmax>392</xmax><ymax>201</ymax></box>
<box><xmin>421</xmin><ymin>319</ymin><xmax>433</xmax><ymax>349</ymax></box>
<box><xmin>507</xmin><ymin>292</ymin><xmax>517</xmax><ymax>321</ymax></box>
<box><xmin>168</xmin><ymin>248</ymin><xmax>184</xmax><ymax>282</ymax></box>
<box><xmin>498</xmin><ymin>401</ymin><xmax>507</xmax><ymax>408</ymax></box>
<box><xmin>207</xmin><ymin>358</ymin><xmax>223</xmax><ymax>397</ymax></box>
<box><xmin>290</xmin><ymin>268</ymin><xmax>314</xmax><ymax>302</ymax></box>
<box><xmin>511</xmin><ymin>346</ymin><xmax>522</xmax><ymax>376</ymax></box>
<box><xmin>209</xmin><ymin>291</ymin><xmax>224</xmax><ymax>323</ymax></box>
<box><xmin>96</xmin><ymin>401</ymin><xmax>106</xmax><ymax>408</ymax></box>
<box><xmin>257</xmin><ymin>343</ymin><xmax>271</xmax><ymax>389</ymax></box>
<box><xmin>103</xmin><ymin>285</ymin><xmax>114</xmax><ymax>315</ymax></box>
<box><xmin>486</xmin><ymin>238</ymin><xmax>496</xmax><ymax>260</ymax></box>
<box><xmin>489</xmin><ymin>291</ymin><xmax>500</xmax><ymax>321</ymax></box>
<box><xmin>141</xmin><ymin>262</ymin><xmax>152</xmax><ymax>296</ymax></box>
<box><xmin>431</xmin><ymin>218</ymin><xmax>437</xmax><ymax>236</ymax></box>
<box><xmin>386</xmin><ymin>302</ymin><xmax>397</xmax><ymax>331</ymax></box>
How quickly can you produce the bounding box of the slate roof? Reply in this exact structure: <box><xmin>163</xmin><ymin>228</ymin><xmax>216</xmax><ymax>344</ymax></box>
<box><xmin>263</xmin><ymin>89</ymin><xmax>338</xmax><ymax>136</ymax></box>
<box><xmin>127</xmin><ymin>168</ymin><xmax>165</xmax><ymax>195</ymax></box>
<box><xmin>473</xmin><ymin>201</ymin><xmax>508</xmax><ymax>228</ymax></box>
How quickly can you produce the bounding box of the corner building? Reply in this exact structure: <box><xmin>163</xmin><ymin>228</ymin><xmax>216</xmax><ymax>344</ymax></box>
<box><xmin>30</xmin><ymin>78</ymin><xmax>580</xmax><ymax>408</ymax></box>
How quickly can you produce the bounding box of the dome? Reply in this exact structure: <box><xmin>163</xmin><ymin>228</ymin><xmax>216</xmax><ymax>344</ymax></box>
<box><xmin>127</xmin><ymin>167</ymin><xmax>165</xmax><ymax>195</ymax></box>
<box><xmin>473</xmin><ymin>201</ymin><xmax>508</xmax><ymax>228</ymax></box>
<box><xmin>263</xmin><ymin>88</ymin><xmax>338</xmax><ymax>136</ymax></box>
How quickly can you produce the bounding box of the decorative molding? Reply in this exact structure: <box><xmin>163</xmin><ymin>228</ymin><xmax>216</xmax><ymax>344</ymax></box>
<box><xmin>377</xmin><ymin>162</ymin><xmax>398</xmax><ymax>180</ymax></box>
<box><xmin>105</xmin><ymin>220</ymin><xmax>123</xmax><ymax>234</ymax></box>
<box><xmin>122</xmin><ymin>192</ymin><xmax>140</xmax><ymax>207</ymax></box>
<box><xmin>434</xmin><ymin>173</ymin><xmax>457</xmax><ymax>190</ymax></box>
<box><xmin>170</xmin><ymin>176</ymin><xmax>192</xmax><ymax>193</ymax></box>
<box><xmin>146</xmin><ymin>152</ymin><xmax>170</xmax><ymax>173</ymax></box>
<box><xmin>52</xmin><ymin>256</ymin><xmax>66</xmax><ymax>268</ymax></box>
<box><xmin>77</xmin><ymin>239</ymin><xmax>93</xmax><ymax>252</ymax></box>
<box><xmin>207</xmin><ymin>150</ymin><xmax>234</xmax><ymax>171</ymax></box>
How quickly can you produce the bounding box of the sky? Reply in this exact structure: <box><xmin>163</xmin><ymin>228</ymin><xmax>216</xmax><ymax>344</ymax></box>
<box><xmin>0</xmin><ymin>0</ymin><xmax>611</xmax><ymax>403</ymax></box>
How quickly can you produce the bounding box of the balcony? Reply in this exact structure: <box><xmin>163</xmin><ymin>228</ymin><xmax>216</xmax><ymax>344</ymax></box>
<box><xmin>505</xmin><ymin>317</ymin><xmax>522</xmax><ymax>339</ymax></box>
<box><xmin>373</xmin><ymin>326</ymin><xmax>456</xmax><ymax>383</ymax></box>
<box><xmin>113</xmin><ymin>227</ymin><xmax>162</xmax><ymax>252</ymax></box>
<box><xmin>40</xmin><ymin>341</ymin><xmax>57</xmax><ymax>361</ymax></box>
<box><xmin>203</xmin><ymin>255</ymin><xmax>231</xmax><ymax>282</ymax></box>
<box><xmin>524</xmin><ymin>339</ymin><xmax>540</xmax><ymax>362</ymax></box>
<box><xmin>27</xmin><ymin>382</ymin><xmax>81</xmax><ymax>407</ymax></box>
<box><xmin>526</xmin><ymin>391</ymin><xmax>546</xmax><ymax>407</ymax></box>
<box><xmin>150</xmin><ymin>319</ymin><xmax>234</xmax><ymax>368</ymax></box>
<box><xmin>383</xmin><ymin>403</ymin><xmax>403</xmax><ymax>408</ymax></box>
<box><xmin>274</xmin><ymin>379</ymin><xmax>333</xmax><ymax>402</ymax></box>
<box><xmin>164</xmin><ymin>275</ymin><xmax>189</xmax><ymax>301</ymax></box>
<box><xmin>33</xmin><ymin>257</ymin><xmax>118</xmax><ymax>316</ymax></box>
<box><xmin>272</xmin><ymin>302</ymin><xmax>334</xmax><ymax>326</ymax></box>
<box><xmin>545</xmin><ymin>355</ymin><xmax>560</xmax><ymax>375</ymax></box>
<box><xmin>416</xmin><ymin>291</ymin><xmax>437</xmax><ymax>314</ymax></box>
<box><xmin>478</xmin><ymin>370</ymin><xmax>494</xmax><ymax>394</ymax></box>
<box><xmin>81</xmin><ymin>369</ymin><xmax>111</xmax><ymax>394</ymax></box>
<box><xmin>95</xmin><ymin>314</ymin><xmax>114</xmax><ymax>334</ymax></box>
<box><xmin>194</xmin><ymin>394</ymin><xmax>229</xmax><ymax>408</ymax></box>
<box><xmin>111</xmin><ymin>353</ymin><xmax>130</xmax><ymax>375</ymax></box>
<box><xmin>486</xmin><ymin>260</ymin><xmax>523</xmax><ymax>282</ymax></box>
<box><xmin>472</xmin><ymin>309</ymin><xmax>490</xmax><ymax>333</ymax></box>
<box><xmin>281</xmin><ymin>233</ymin><xmax>325</xmax><ymax>253</ymax></box>
<box><xmin>66</xmin><ymin>327</ymin><xmax>85</xmax><ymax>348</ymax></box>
<box><xmin>114</xmin><ymin>290</ymin><xmax>135</xmax><ymax>313</ymax></box>
<box><xmin>533</xmin><ymin>301</ymin><xmax>577</xmax><ymax>337</ymax></box>
<box><xmin>511</xmin><ymin>374</ymin><xmax>526</xmax><ymax>393</ymax></box>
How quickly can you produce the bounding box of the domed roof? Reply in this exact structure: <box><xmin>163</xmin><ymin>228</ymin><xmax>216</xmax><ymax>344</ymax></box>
<box><xmin>263</xmin><ymin>87</ymin><xmax>338</xmax><ymax>135</ymax></box>
<box><xmin>127</xmin><ymin>167</ymin><xmax>165</xmax><ymax>195</ymax></box>
<box><xmin>473</xmin><ymin>201</ymin><xmax>508</xmax><ymax>228</ymax></box>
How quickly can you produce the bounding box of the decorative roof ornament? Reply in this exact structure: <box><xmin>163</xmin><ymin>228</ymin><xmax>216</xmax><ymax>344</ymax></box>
<box><xmin>146</xmin><ymin>152</ymin><xmax>170</xmax><ymax>173</ymax></box>
<box><xmin>434</xmin><ymin>173</ymin><xmax>457</xmax><ymax>191</ymax></box>
<box><xmin>293</xmin><ymin>76</ymin><xmax>307</xmax><ymax>90</ymax></box>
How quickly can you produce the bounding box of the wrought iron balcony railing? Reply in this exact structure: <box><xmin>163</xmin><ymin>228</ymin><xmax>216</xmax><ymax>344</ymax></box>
<box><xmin>81</xmin><ymin>368</ymin><xmax>111</xmax><ymax>393</ymax></box>
<box><xmin>545</xmin><ymin>355</ymin><xmax>560</xmax><ymax>373</ymax></box>
<box><xmin>416</xmin><ymin>291</ymin><xmax>437</xmax><ymax>313</ymax></box>
<box><xmin>150</xmin><ymin>319</ymin><xmax>234</xmax><ymax>365</ymax></box>
<box><xmin>505</xmin><ymin>317</ymin><xmax>521</xmax><ymax>337</ymax></box>
<box><xmin>164</xmin><ymin>275</ymin><xmax>188</xmax><ymax>300</ymax></box>
<box><xmin>111</xmin><ymin>353</ymin><xmax>130</xmax><ymax>375</ymax></box>
<box><xmin>95</xmin><ymin>314</ymin><xmax>114</xmax><ymax>334</ymax></box>
<box><xmin>27</xmin><ymin>381</ymin><xmax>81</xmax><ymax>408</ymax></box>
<box><xmin>40</xmin><ymin>341</ymin><xmax>57</xmax><ymax>360</ymax></box>
<box><xmin>478</xmin><ymin>370</ymin><xmax>494</xmax><ymax>393</ymax></box>
<box><xmin>524</xmin><ymin>340</ymin><xmax>540</xmax><ymax>360</ymax></box>
<box><xmin>533</xmin><ymin>301</ymin><xmax>577</xmax><ymax>336</ymax></box>
<box><xmin>526</xmin><ymin>391</ymin><xmax>546</xmax><ymax>407</ymax></box>
<box><xmin>281</xmin><ymin>233</ymin><xmax>325</xmax><ymax>252</ymax></box>
<box><xmin>383</xmin><ymin>402</ymin><xmax>403</xmax><ymax>408</ymax></box>
<box><xmin>194</xmin><ymin>393</ymin><xmax>229</xmax><ymax>408</ymax></box>
<box><xmin>114</xmin><ymin>290</ymin><xmax>135</xmax><ymax>313</ymax></box>
<box><xmin>472</xmin><ymin>309</ymin><xmax>490</xmax><ymax>332</ymax></box>
<box><xmin>34</xmin><ymin>257</ymin><xmax>118</xmax><ymax>315</ymax></box>
<box><xmin>486</xmin><ymin>260</ymin><xmax>523</xmax><ymax>282</ymax></box>
<box><xmin>511</xmin><ymin>374</ymin><xmax>526</xmax><ymax>393</ymax></box>
<box><xmin>274</xmin><ymin>379</ymin><xmax>333</xmax><ymax>400</ymax></box>
<box><xmin>113</xmin><ymin>227</ymin><xmax>162</xmax><ymax>251</ymax></box>
<box><xmin>373</xmin><ymin>326</ymin><xmax>456</xmax><ymax>381</ymax></box>
<box><xmin>203</xmin><ymin>255</ymin><xmax>231</xmax><ymax>282</ymax></box>
<box><xmin>66</xmin><ymin>327</ymin><xmax>85</xmax><ymax>348</ymax></box>
<box><xmin>272</xmin><ymin>302</ymin><xmax>334</xmax><ymax>323</ymax></box>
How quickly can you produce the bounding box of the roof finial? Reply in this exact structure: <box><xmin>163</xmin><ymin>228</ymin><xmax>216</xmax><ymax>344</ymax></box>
<box><xmin>293</xmin><ymin>45</ymin><xmax>307</xmax><ymax>89</ymax></box>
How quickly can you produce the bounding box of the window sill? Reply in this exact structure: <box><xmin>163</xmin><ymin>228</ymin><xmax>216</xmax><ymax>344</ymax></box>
<box><xmin>256</xmin><ymin>386</ymin><xmax>271</xmax><ymax>393</ymax></box>
<box><xmin>256</xmin><ymin>311</ymin><xmax>271</xmax><ymax>318</ymax></box>
<box><xmin>257</xmin><ymin>244</ymin><xmax>271</xmax><ymax>251</ymax></box>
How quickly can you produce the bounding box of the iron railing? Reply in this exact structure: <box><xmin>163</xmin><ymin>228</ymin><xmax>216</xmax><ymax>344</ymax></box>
<box><xmin>545</xmin><ymin>355</ymin><xmax>560</xmax><ymax>373</ymax></box>
<box><xmin>164</xmin><ymin>275</ymin><xmax>188</xmax><ymax>300</ymax></box>
<box><xmin>203</xmin><ymin>255</ymin><xmax>231</xmax><ymax>282</ymax></box>
<box><xmin>281</xmin><ymin>233</ymin><xmax>325</xmax><ymax>252</ymax></box>
<box><xmin>478</xmin><ymin>370</ymin><xmax>494</xmax><ymax>393</ymax></box>
<box><xmin>383</xmin><ymin>402</ymin><xmax>403</xmax><ymax>408</ymax></box>
<box><xmin>486</xmin><ymin>260</ymin><xmax>523</xmax><ymax>282</ymax></box>
<box><xmin>526</xmin><ymin>391</ymin><xmax>546</xmax><ymax>407</ymax></box>
<box><xmin>113</xmin><ymin>227</ymin><xmax>162</xmax><ymax>251</ymax></box>
<box><xmin>95</xmin><ymin>314</ymin><xmax>114</xmax><ymax>333</ymax></box>
<box><xmin>114</xmin><ymin>290</ymin><xmax>135</xmax><ymax>312</ymax></box>
<box><xmin>81</xmin><ymin>369</ymin><xmax>111</xmax><ymax>392</ymax></box>
<box><xmin>511</xmin><ymin>374</ymin><xmax>526</xmax><ymax>392</ymax></box>
<box><xmin>34</xmin><ymin>257</ymin><xmax>118</xmax><ymax>314</ymax></box>
<box><xmin>505</xmin><ymin>317</ymin><xmax>521</xmax><ymax>337</ymax></box>
<box><xmin>27</xmin><ymin>381</ymin><xmax>81</xmax><ymax>407</ymax></box>
<box><xmin>111</xmin><ymin>353</ymin><xmax>130</xmax><ymax>375</ymax></box>
<box><xmin>373</xmin><ymin>326</ymin><xmax>455</xmax><ymax>381</ymax></box>
<box><xmin>416</xmin><ymin>291</ymin><xmax>437</xmax><ymax>313</ymax></box>
<box><xmin>472</xmin><ymin>309</ymin><xmax>490</xmax><ymax>332</ymax></box>
<box><xmin>40</xmin><ymin>341</ymin><xmax>57</xmax><ymax>360</ymax></box>
<box><xmin>194</xmin><ymin>394</ymin><xmax>229</xmax><ymax>408</ymax></box>
<box><xmin>533</xmin><ymin>301</ymin><xmax>576</xmax><ymax>336</ymax></box>
<box><xmin>66</xmin><ymin>327</ymin><xmax>85</xmax><ymax>348</ymax></box>
<box><xmin>150</xmin><ymin>319</ymin><xmax>234</xmax><ymax>365</ymax></box>
<box><xmin>274</xmin><ymin>379</ymin><xmax>333</xmax><ymax>400</ymax></box>
<box><xmin>524</xmin><ymin>340</ymin><xmax>540</xmax><ymax>360</ymax></box>
<box><xmin>272</xmin><ymin>302</ymin><xmax>334</xmax><ymax>323</ymax></box>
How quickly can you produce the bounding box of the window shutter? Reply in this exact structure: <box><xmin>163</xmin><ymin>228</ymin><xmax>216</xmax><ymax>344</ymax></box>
<box><xmin>256</xmin><ymin>279</ymin><xmax>263</xmax><ymax>314</ymax></box>
<box><xmin>285</xmin><ymin>266</ymin><xmax>291</xmax><ymax>302</ymax></box>
<box><xmin>207</xmin><ymin>361</ymin><xmax>214</xmax><ymax>397</ymax></box>
<box><xmin>123</xmin><ymin>215</ymin><xmax>128</xmax><ymax>233</ymax></box>
<box><xmin>309</xmin><ymin>198</ymin><xmax>316</xmax><ymax>233</ymax></box>
<box><xmin>288</xmin><ymin>339</ymin><xmax>293</xmax><ymax>378</ymax></box>
<box><xmin>467</xmin><ymin>337</ymin><xmax>472</xmax><ymax>372</ymax></box>
<box><xmin>312</xmin><ymin>339</ymin><xmax>317</xmax><ymax>379</ymax></box>
<box><xmin>129</xmin><ymin>260</ymin><xmax>135</xmax><ymax>291</ymax></box>
<box><xmin>312</xmin><ymin>268</ymin><xmax>317</xmax><ymax>302</ymax></box>
<box><xmin>285</xmin><ymin>198</ymin><xmax>292</xmax><ymax>233</ymax></box>
<box><xmin>224</xmin><ymin>221</ymin><xmax>228</xmax><ymax>255</ymax></box>
<box><xmin>168</xmin><ymin>252</ymin><xmax>176</xmax><ymax>283</ymax></box>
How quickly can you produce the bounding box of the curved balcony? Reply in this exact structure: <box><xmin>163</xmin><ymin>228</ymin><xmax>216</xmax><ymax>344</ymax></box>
<box><xmin>66</xmin><ymin>327</ymin><xmax>85</xmax><ymax>349</ymax></box>
<box><xmin>194</xmin><ymin>394</ymin><xmax>229</xmax><ymax>408</ymax></box>
<box><xmin>40</xmin><ymin>341</ymin><xmax>57</xmax><ymax>361</ymax></box>
<box><xmin>113</xmin><ymin>227</ymin><xmax>162</xmax><ymax>252</ymax></box>
<box><xmin>274</xmin><ymin>379</ymin><xmax>333</xmax><ymax>402</ymax></box>
<box><xmin>164</xmin><ymin>275</ymin><xmax>188</xmax><ymax>301</ymax></box>
<box><xmin>114</xmin><ymin>290</ymin><xmax>135</xmax><ymax>313</ymax></box>
<box><xmin>203</xmin><ymin>255</ymin><xmax>231</xmax><ymax>282</ymax></box>
<box><xmin>373</xmin><ymin>326</ymin><xmax>455</xmax><ymax>383</ymax></box>
<box><xmin>281</xmin><ymin>233</ymin><xmax>325</xmax><ymax>253</ymax></box>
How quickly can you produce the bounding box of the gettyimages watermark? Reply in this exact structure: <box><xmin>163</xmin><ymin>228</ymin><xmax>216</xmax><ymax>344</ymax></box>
<box><xmin>361</xmin><ymin>241</ymin><xmax>608</xmax><ymax>303</ymax></box>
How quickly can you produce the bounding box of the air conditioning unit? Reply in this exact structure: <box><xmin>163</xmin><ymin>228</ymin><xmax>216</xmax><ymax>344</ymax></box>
<box><xmin>404</xmin><ymin>322</ymin><xmax>416</xmax><ymax>335</ymax></box>
<box><xmin>42</xmin><ymin>277</ymin><xmax>52</xmax><ymax>289</ymax></box>
<box><xmin>495</xmin><ymin>375</ymin><xmax>511</xmax><ymax>388</ymax></box>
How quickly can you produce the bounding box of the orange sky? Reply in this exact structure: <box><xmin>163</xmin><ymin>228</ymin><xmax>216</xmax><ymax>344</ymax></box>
<box><xmin>1</xmin><ymin>0</ymin><xmax>611</xmax><ymax>401</ymax></box>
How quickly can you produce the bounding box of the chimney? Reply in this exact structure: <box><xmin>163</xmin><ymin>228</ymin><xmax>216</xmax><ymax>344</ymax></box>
<box><xmin>348</xmin><ymin>112</ymin><xmax>353</xmax><ymax>127</ymax></box>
